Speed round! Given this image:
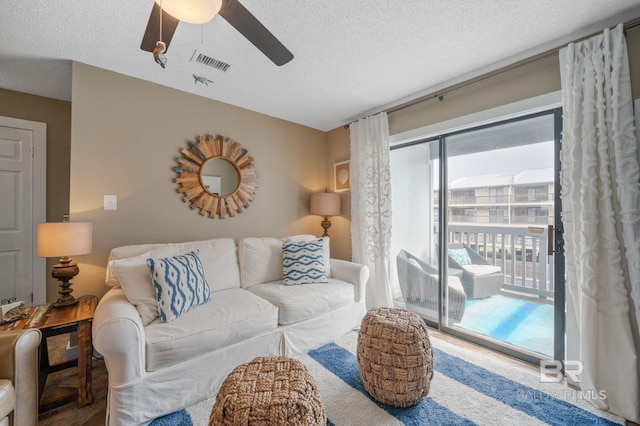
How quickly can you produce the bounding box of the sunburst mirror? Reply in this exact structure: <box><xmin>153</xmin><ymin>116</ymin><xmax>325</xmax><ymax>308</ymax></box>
<box><xmin>174</xmin><ymin>134</ymin><xmax>257</xmax><ymax>219</ymax></box>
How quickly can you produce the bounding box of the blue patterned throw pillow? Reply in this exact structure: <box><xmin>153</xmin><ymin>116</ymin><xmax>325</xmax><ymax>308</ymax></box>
<box><xmin>448</xmin><ymin>248</ymin><xmax>472</xmax><ymax>266</ymax></box>
<box><xmin>282</xmin><ymin>239</ymin><xmax>328</xmax><ymax>285</ymax></box>
<box><xmin>146</xmin><ymin>250</ymin><xmax>211</xmax><ymax>322</ymax></box>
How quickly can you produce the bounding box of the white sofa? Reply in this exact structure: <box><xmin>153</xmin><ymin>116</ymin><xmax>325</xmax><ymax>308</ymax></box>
<box><xmin>92</xmin><ymin>235</ymin><xmax>368</xmax><ymax>425</ymax></box>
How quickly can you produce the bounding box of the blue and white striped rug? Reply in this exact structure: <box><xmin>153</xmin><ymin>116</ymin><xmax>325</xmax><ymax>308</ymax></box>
<box><xmin>152</xmin><ymin>330</ymin><xmax>624</xmax><ymax>425</ymax></box>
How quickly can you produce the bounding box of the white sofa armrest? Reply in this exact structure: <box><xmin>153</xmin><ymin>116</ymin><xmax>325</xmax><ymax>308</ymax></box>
<box><xmin>330</xmin><ymin>259</ymin><xmax>369</xmax><ymax>303</ymax></box>
<box><xmin>92</xmin><ymin>288</ymin><xmax>147</xmax><ymax>387</ymax></box>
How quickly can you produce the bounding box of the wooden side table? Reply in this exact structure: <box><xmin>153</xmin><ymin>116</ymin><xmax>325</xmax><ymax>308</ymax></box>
<box><xmin>0</xmin><ymin>295</ymin><xmax>97</xmax><ymax>412</ymax></box>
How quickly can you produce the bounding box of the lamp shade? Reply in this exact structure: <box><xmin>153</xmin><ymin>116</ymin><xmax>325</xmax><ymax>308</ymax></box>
<box><xmin>310</xmin><ymin>192</ymin><xmax>341</xmax><ymax>217</ymax></box>
<box><xmin>37</xmin><ymin>222</ymin><xmax>93</xmax><ymax>258</ymax></box>
<box><xmin>155</xmin><ymin>0</ymin><xmax>222</xmax><ymax>24</ymax></box>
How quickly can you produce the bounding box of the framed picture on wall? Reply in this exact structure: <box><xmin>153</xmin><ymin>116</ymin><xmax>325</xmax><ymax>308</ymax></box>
<box><xmin>334</xmin><ymin>160</ymin><xmax>350</xmax><ymax>192</ymax></box>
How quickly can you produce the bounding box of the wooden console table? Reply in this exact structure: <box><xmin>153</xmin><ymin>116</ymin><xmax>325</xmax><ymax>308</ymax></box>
<box><xmin>0</xmin><ymin>295</ymin><xmax>97</xmax><ymax>411</ymax></box>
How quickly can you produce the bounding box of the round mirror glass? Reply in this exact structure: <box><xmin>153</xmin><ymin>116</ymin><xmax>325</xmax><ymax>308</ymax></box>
<box><xmin>200</xmin><ymin>157</ymin><xmax>239</xmax><ymax>196</ymax></box>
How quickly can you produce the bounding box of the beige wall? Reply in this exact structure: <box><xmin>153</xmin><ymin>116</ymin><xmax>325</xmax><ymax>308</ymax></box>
<box><xmin>0</xmin><ymin>88</ymin><xmax>72</xmax><ymax>301</ymax></box>
<box><xmin>326</xmin><ymin>126</ymin><xmax>352</xmax><ymax>260</ymax></box>
<box><xmin>69</xmin><ymin>63</ymin><xmax>330</xmax><ymax>299</ymax></box>
<box><xmin>387</xmin><ymin>54</ymin><xmax>562</xmax><ymax>135</ymax></box>
<box><xmin>0</xmin><ymin>88</ymin><xmax>71</xmax><ymax>224</ymax></box>
<box><xmin>628</xmin><ymin>26</ymin><xmax>640</xmax><ymax>100</ymax></box>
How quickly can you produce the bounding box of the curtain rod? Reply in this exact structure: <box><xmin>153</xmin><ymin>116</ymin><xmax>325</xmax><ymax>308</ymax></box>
<box><xmin>344</xmin><ymin>17</ymin><xmax>640</xmax><ymax>128</ymax></box>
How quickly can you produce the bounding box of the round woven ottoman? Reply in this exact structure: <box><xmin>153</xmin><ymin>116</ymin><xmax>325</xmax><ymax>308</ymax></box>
<box><xmin>357</xmin><ymin>307</ymin><xmax>434</xmax><ymax>407</ymax></box>
<box><xmin>209</xmin><ymin>356</ymin><xmax>326</xmax><ymax>426</ymax></box>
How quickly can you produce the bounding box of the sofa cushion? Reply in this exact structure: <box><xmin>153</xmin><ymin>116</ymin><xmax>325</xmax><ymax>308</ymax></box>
<box><xmin>247</xmin><ymin>278</ymin><xmax>353</xmax><ymax>325</ymax></box>
<box><xmin>166</xmin><ymin>239</ymin><xmax>240</xmax><ymax>292</ymax></box>
<box><xmin>238</xmin><ymin>235</ymin><xmax>331</xmax><ymax>289</ymax></box>
<box><xmin>105</xmin><ymin>243</ymin><xmax>164</xmax><ymax>286</ymax></box>
<box><xmin>108</xmin><ymin>238</ymin><xmax>240</xmax><ymax>325</ymax></box>
<box><xmin>147</xmin><ymin>250</ymin><xmax>211</xmax><ymax>322</ymax></box>
<box><xmin>144</xmin><ymin>288</ymin><xmax>279</xmax><ymax>371</ymax></box>
<box><xmin>282</xmin><ymin>239</ymin><xmax>328</xmax><ymax>285</ymax></box>
<box><xmin>108</xmin><ymin>245</ymin><xmax>176</xmax><ymax>325</ymax></box>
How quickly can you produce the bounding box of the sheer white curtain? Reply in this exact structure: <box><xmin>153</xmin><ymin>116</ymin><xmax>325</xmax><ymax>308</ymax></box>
<box><xmin>560</xmin><ymin>23</ymin><xmax>640</xmax><ymax>423</ymax></box>
<box><xmin>349</xmin><ymin>112</ymin><xmax>393</xmax><ymax>309</ymax></box>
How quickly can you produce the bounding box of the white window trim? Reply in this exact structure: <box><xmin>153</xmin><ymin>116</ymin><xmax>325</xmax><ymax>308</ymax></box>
<box><xmin>390</xmin><ymin>91</ymin><xmax>562</xmax><ymax>146</ymax></box>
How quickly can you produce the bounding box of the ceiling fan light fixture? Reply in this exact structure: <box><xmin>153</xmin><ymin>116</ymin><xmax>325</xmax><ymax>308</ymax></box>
<box><xmin>155</xmin><ymin>0</ymin><xmax>222</xmax><ymax>24</ymax></box>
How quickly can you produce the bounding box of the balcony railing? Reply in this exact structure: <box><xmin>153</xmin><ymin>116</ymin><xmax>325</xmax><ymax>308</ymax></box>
<box><xmin>446</xmin><ymin>224</ymin><xmax>554</xmax><ymax>298</ymax></box>
<box><xmin>449</xmin><ymin>193</ymin><xmax>554</xmax><ymax>205</ymax></box>
<box><xmin>448</xmin><ymin>215</ymin><xmax>553</xmax><ymax>225</ymax></box>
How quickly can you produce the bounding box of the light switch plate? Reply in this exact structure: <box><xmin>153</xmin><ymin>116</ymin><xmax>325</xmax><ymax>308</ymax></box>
<box><xmin>104</xmin><ymin>195</ymin><xmax>117</xmax><ymax>210</ymax></box>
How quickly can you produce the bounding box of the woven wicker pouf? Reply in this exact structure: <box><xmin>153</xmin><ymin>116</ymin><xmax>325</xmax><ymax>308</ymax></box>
<box><xmin>357</xmin><ymin>307</ymin><xmax>434</xmax><ymax>407</ymax></box>
<box><xmin>209</xmin><ymin>356</ymin><xmax>326</xmax><ymax>426</ymax></box>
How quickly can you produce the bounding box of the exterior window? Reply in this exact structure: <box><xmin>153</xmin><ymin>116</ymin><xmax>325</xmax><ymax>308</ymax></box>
<box><xmin>489</xmin><ymin>207</ymin><xmax>505</xmax><ymax>223</ymax></box>
<box><xmin>489</xmin><ymin>187</ymin><xmax>504</xmax><ymax>203</ymax></box>
<box><xmin>527</xmin><ymin>186</ymin><xmax>545</xmax><ymax>201</ymax></box>
<box><xmin>464</xmin><ymin>208</ymin><xmax>477</xmax><ymax>222</ymax></box>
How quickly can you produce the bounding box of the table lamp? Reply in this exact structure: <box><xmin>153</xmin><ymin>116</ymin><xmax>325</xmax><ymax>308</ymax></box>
<box><xmin>37</xmin><ymin>220</ymin><xmax>93</xmax><ymax>307</ymax></box>
<box><xmin>310</xmin><ymin>190</ymin><xmax>341</xmax><ymax>237</ymax></box>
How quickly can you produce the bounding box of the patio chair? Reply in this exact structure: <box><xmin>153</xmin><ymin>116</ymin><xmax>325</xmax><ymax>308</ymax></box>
<box><xmin>396</xmin><ymin>250</ymin><xmax>466</xmax><ymax>323</ymax></box>
<box><xmin>446</xmin><ymin>243</ymin><xmax>504</xmax><ymax>299</ymax></box>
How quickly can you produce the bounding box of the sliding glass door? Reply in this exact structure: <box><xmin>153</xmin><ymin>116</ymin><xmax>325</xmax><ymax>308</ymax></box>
<box><xmin>391</xmin><ymin>109</ymin><xmax>563</xmax><ymax>364</ymax></box>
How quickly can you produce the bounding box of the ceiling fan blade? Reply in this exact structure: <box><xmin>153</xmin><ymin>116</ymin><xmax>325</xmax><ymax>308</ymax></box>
<box><xmin>140</xmin><ymin>2</ymin><xmax>180</xmax><ymax>52</ymax></box>
<box><xmin>218</xmin><ymin>0</ymin><xmax>294</xmax><ymax>66</ymax></box>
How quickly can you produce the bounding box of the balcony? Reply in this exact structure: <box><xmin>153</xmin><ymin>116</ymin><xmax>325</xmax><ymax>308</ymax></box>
<box><xmin>397</xmin><ymin>223</ymin><xmax>555</xmax><ymax>358</ymax></box>
<box><xmin>447</xmin><ymin>223</ymin><xmax>554</xmax><ymax>298</ymax></box>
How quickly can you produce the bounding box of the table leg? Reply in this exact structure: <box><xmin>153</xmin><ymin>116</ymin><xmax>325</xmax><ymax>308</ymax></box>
<box><xmin>77</xmin><ymin>321</ymin><xmax>93</xmax><ymax>406</ymax></box>
<box><xmin>38</xmin><ymin>334</ymin><xmax>50</xmax><ymax>401</ymax></box>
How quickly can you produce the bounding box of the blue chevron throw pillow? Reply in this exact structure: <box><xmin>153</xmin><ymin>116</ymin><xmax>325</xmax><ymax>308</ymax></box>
<box><xmin>282</xmin><ymin>239</ymin><xmax>328</xmax><ymax>285</ymax></box>
<box><xmin>147</xmin><ymin>250</ymin><xmax>211</xmax><ymax>322</ymax></box>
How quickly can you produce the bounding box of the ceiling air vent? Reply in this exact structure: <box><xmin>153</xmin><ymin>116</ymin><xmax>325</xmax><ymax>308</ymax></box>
<box><xmin>190</xmin><ymin>50</ymin><xmax>231</xmax><ymax>72</ymax></box>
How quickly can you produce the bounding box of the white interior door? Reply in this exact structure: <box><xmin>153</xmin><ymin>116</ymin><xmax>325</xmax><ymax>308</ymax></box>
<box><xmin>0</xmin><ymin>116</ymin><xmax>46</xmax><ymax>305</ymax></box>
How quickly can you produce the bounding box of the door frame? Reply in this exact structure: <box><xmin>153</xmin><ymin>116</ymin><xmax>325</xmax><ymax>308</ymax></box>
<box><xmin>0</xmin><ymin>116</ymin><xmax>47</xmax><ymax>304</ymax></box>
<box><xmin>390</xmin><ymin>92</ymin><xmax>564</xmax><ymax>365</ymax></box>
<box><xmin>436</xmin><ymin>108</ymin><xmax>564</xmax><ymax>365</ymax></box>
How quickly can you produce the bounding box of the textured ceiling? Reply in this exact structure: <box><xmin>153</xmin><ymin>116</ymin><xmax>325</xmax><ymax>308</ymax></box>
<box><xmin>1</xmin><ymin>0</ymin><xmax>640</xmax><ymax>131</ymax></box>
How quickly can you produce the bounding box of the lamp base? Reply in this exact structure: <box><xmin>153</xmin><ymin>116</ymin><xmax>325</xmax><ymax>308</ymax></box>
<box><xmin>320</xmin><ymin>217</ymin><xmax>332</xmax><ymax>238</ymax></box>
<box><xmin>51</xmin><ymin>258</ymin><xmax>80</xmax><ymax>309</ymax></box>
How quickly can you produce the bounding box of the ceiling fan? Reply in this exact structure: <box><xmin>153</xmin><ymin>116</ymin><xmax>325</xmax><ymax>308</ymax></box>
<box><xmin>140</xmin><ymin>0</ymin><xmax>294</xmax><ymax>66</ymax></box>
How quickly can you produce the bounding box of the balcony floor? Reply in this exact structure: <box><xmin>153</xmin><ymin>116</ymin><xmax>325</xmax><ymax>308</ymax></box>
<box><xmin>396</xmin><ymin>292</ymin><xmax>554</xmax><ymax>358</ymax></box>
<box><xmin>455</xmin><ymin>293</ymin><xmax>553</xmax><ymax>357</ymax></box>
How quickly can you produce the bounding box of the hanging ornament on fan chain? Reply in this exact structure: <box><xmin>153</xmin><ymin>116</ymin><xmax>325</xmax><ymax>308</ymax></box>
<box><xmin>153</xmin><ymin>0</ymin><xmax>168</xmax><ymax>68</ymax></box>
<box><xmin>154</xmin><ymin>41</ymin><xmax>167</xmax><ymax>68</ymax></box>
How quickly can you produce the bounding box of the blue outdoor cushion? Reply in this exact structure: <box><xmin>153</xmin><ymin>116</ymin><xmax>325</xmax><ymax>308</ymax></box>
<box><xmin>448</xmin><ymin>248</ymin><xmax>472</xmax><ymax>266</ymax></box>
